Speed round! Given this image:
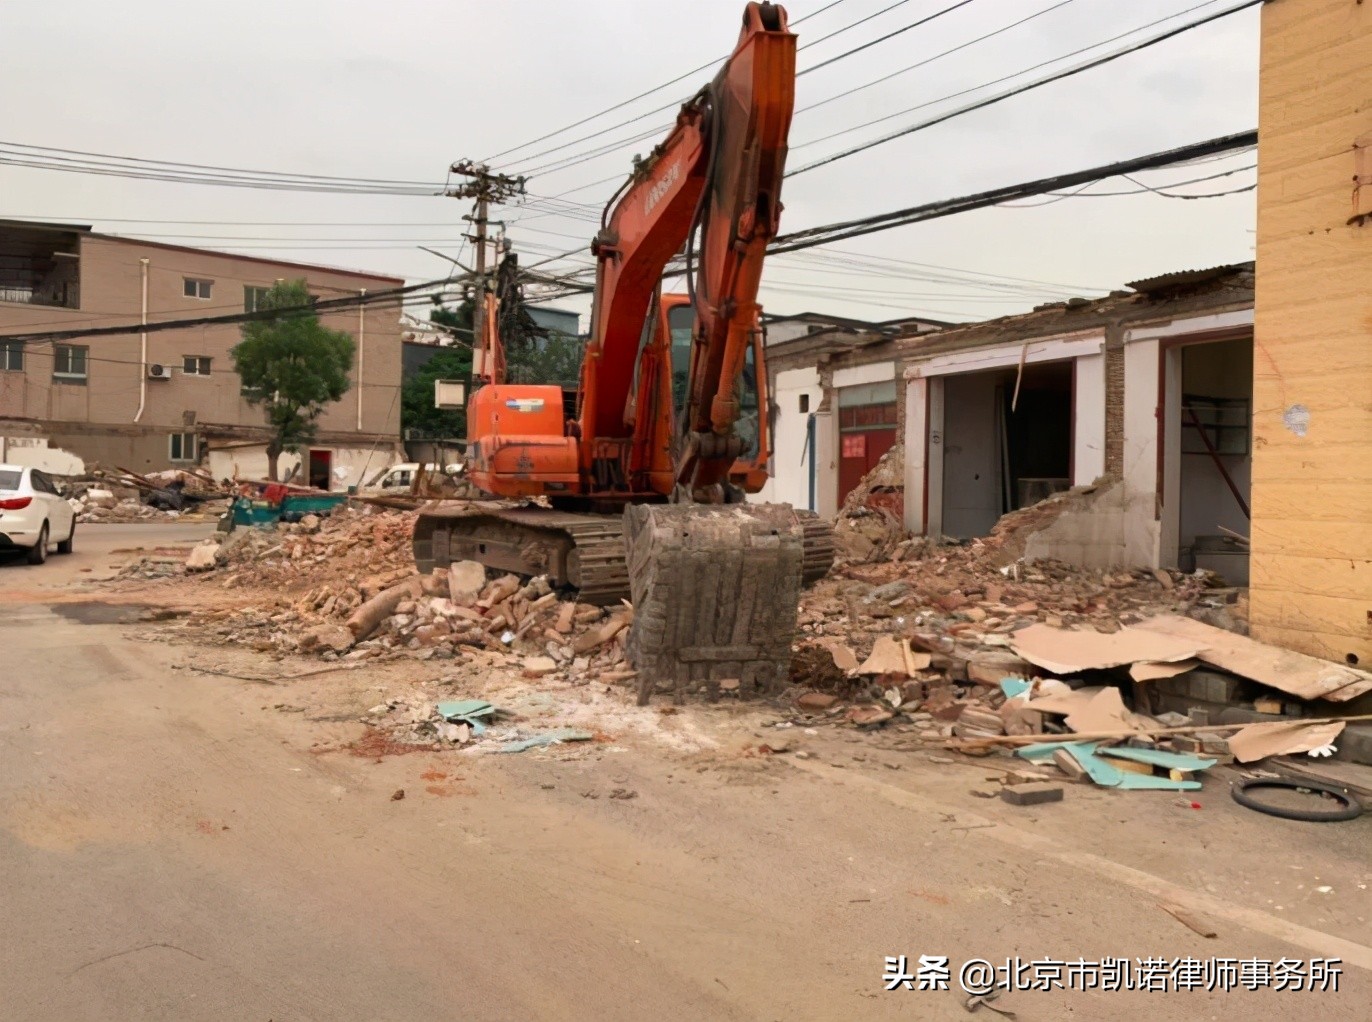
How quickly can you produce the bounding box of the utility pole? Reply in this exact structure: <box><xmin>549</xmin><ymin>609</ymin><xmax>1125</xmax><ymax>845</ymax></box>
<box><xmin>447</xmin><ymin>161</ymin><xmax>525</xmax><ymax>379</ymax></box>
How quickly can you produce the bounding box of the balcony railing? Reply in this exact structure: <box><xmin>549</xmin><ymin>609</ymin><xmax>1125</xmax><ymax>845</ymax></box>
<box><xmin>0</xmin><ymin>282</ymin><xmax>80</xmax><ymax>308</ymax></box>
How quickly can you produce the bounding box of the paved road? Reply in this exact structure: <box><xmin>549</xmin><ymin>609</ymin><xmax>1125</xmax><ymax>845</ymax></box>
<box><xmin>0</xmin><ymin>526</ymin><xmax>1369</xmax><ymax>1019</ymax></box>
<box><xmin>0</xmin><ymin>520</ymin><xmax>219</xmax><ymax>589</ymax></box>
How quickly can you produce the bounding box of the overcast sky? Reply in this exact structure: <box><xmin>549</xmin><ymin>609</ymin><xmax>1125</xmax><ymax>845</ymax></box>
<box><xmin>1</xmin><ymin>0</ymin><xmax>1259</xmax><ymax>328</ymax></box>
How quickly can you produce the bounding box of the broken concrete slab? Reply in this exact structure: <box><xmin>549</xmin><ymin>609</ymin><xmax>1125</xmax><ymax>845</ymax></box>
<box><xmin>185</xmin><ymin>540</ymin><xmax>220</xmax><ymax>573</ymax></box>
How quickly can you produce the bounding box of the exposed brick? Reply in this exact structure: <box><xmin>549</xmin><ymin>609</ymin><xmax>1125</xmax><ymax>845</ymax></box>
<box><xmin>1001</xmin><ymin>782</ymin><xmax>1064</xmax><ymax>806</ymax></box>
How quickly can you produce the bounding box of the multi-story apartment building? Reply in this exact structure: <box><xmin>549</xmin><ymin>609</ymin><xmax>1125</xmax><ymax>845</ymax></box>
<box><xmin>0</xmin><ymin>219</ymin><xmax>403</xmax><ymax>487</ymax></box>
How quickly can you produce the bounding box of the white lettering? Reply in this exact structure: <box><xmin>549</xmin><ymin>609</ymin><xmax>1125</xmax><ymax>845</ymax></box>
<box><xmin>643</xmin><ymin>161</ymin><xmax>682</xmax><ymax>218</ymax></box>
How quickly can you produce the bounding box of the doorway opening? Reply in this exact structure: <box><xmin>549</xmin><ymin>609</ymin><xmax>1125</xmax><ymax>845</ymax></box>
<box><xmin>1174</xmin><ymin>337</ymin><xmax>1252</xmax><ymax>584</ymax></box>
<box><xmin>308</xmin><ymin>449</ymin><xmax>333</xmax><ymax>491</ymax></box>
<box><xmin>940</xmin><ymin>361</ymin><xmax>1073</xmax><ymax>538</ymax></box>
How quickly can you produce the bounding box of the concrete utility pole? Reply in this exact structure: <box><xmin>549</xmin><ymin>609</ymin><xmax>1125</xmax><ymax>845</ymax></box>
<box><xmin>447</xmin><ymin>161</ymin><xmax>526</xmax><ymax>377</ymax></box>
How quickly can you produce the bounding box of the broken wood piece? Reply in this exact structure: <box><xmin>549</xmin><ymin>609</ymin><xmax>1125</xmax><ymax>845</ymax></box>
<box><xmin>1011</xmin><ymin>622</ymin><xmax>1200</xmax><ymax>675</ymax></box>
<box><xmin>1160</xmin><ymin>902</ymin><xmax>1218</xmax><ymax>939</ymax></box>
<box><xmin>856</xmin><ymin>635</ymin><xmax>929</xmax><ymax>676</ymax></box>
<box><xmin>345</xmin><ymin>577</ymin><xmax>422</xmax><ymax>640</ymax></box>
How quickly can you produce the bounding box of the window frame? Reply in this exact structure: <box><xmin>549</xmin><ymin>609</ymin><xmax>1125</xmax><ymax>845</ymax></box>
<box><xmin>168</xmin><ymin>431</ymin><xmax>199</xmax><ymax>463</ymax></box>
<box><xmin>183</xmin><ymin>277</ymin><xmax>214</xmax><ymax>300</ymax></box>
<box><xmin>52</xmin><ymin>344</ymin><xmax>88</xmax><ymax>382</ymax></box>
<box><xmin>182</xmin><ymin>355</ymin><xmax>212</xmax><ymax>377</ymax></box>
<box><xmin>244</xmin><ymin>285</ymin><xmax>272</xmax><ymax>312</ymax></box>
<box><xmin>0</xmin><ymin>339</ymin><xmax>23</xmax><ymax>372</ymax></box>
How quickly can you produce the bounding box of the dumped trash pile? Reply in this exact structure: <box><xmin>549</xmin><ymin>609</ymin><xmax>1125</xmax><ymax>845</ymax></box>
<box><xmin>69</xmin><ymin>466</ymin><xmax>231</xmax><ymax>523</ymax></box>
<box><xmin>76</xmin><ymin>496</ymin><xmax>187</xmax><ymax>524</ymax></box>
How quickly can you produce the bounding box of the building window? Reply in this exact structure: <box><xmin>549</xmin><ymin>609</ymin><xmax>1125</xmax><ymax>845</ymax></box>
<box><xmin>169</xmin><ymin>432</ymin><xmax>198</xmax><ymax>462</ymax></box>
<box><xmin>53</xmin><ymin>344</ymin><xmax>88</xmax><ymax>381</ymax></box>
<box><xmin>183</xmin><ymin>277</ymin><xmax>213</xmax><ymax>300</ymax></box>
<box><xmin>183</xmin><ymin>355</ymin><xmax>211</xmax><ymax>377</ymax></box>
<box><xmin>0</xmin><ymin>339</ymin><xmax>22</xmax><ymax>372</ymax></box>
<box><xmin>244</xmin><ymin>285</ymin><xmax>272</xmax><ymax>312</ymax></box>
<box><xmin>799</xmin><ymin>393</ymin><xmax>810</xmax><ymax>414</ymax></box>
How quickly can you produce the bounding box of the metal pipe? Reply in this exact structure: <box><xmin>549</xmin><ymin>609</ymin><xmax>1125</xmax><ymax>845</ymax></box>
<box><xmin>356</xmin><ymin>288</ymin><xmax>366</xmax><ymax>430</ymax></box>
<box><xmin>134</xmin><ymin>258</ymin><xmax>149</xmax><ymax>423</ymax></box>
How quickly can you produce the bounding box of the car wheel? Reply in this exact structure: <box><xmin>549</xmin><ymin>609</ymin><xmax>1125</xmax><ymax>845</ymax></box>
<box><xmin>56</xmin><ymin>519</ymin><xmax>75</xmax><ymax>554</ymax></box>
<box><xmin>26</xmin><ymin>523</ymin><xmax>48</xmax><ymax>565</ymax></box>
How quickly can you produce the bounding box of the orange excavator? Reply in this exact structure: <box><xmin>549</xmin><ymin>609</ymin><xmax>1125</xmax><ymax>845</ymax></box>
<box><xmin>413</xmin><ymin>2</ymin><xmax>833</xmax><ymax>699</ymax></box>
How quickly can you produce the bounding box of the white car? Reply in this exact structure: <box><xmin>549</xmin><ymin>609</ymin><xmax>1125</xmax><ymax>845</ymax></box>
<box><xmin>0</xmin><ymin>464</ymin><xmax>76</xmax><ymax>564</ymax></box>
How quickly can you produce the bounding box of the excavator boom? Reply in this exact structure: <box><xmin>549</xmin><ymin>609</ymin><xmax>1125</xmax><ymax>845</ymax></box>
<box><xmin>414</xmin><ymin>3</ymin><xmax>834</xmax><ymax>702</ymax></box>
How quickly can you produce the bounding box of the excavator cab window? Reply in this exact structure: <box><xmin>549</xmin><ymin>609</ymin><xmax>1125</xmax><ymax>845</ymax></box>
<box><xmin>667</xmin><ymin>303</ymin><xmax>759</xmax><ymax>458</ymax></box>
<box><xmin>668</xmin><ymin>304</ymin><xmax>694</xmax><ymax>420</ymax></box>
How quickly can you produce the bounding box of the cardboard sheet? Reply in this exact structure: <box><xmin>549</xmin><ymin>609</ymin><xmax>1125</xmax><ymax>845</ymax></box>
<box><xmin>1011</xmin><ymin>623</ymin><xmax>1201</xmax><ymax>676</ymax></box>
<box><xmin>1129</xmin><ymin>658</ymin><xmax>1200</xmax><ymax>682</ymax></box>
<box><xmin>1226</xmin><ymin>721</ymin><xmax>1347</xmax><ymax>763</ymax></box>
<box><xmin>855</xmin><ymin>636</ymin><xmax>930</xmax><ymax>677</ymax></box>
<box><xmin>1065</xmin><ymin>686</ymin><xmax>1138</xmax><ymax>733</ymax></box>
<box><xmin>1133</xmin><ymin>615</ymin><xmax>1372</xmax><ymax>702</ymax></box>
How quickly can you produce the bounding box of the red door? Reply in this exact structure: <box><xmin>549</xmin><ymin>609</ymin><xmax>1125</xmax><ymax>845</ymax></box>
<box><xmin>839</xmin><ymin>421</ymin><xmax>897</xmax><ymax>505</ymax></box>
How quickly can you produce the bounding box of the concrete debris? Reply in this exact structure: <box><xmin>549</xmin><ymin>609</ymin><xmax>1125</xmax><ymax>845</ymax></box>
<box><xmin>184</xmin><ymin>540</ymin><xmax>220</xmax><ymax>573</ymax></box>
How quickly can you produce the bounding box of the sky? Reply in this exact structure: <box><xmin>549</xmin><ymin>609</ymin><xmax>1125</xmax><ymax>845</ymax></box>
<box><xmin>0</xmin><ymin>0</ymin><xmax>1260</xmax><ymax>328</ymax></box>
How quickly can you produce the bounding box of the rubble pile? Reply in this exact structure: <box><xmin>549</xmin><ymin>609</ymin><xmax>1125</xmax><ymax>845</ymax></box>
<box><xmin>76</xmin><ymin>497</ymin><xmax>188</xmax><ymax>524</ymax></box>
<box><xmin>178</xmin><ymin>507</ymin><xmax>640</xmax><ymax>689</ymax></box>
<box><xmin>832</xmin><ymin>443</ymin><xmax>905</xmax><ymax>562</ymax></box>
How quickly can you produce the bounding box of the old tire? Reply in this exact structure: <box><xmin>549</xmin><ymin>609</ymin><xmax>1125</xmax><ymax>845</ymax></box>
<box><xmin>26</xmin><ymin>524</ymin><xmax>48</xmax><ymax>565</ymax></box>
<box><xmin>56</xmin><ymin>520</ymin><xmax>75</xmax><ymax>554</ymax></box>
<box><xmin>1230</xmin><ymin>777</ymin><xmax>1363</xmax><ymax>822</ymax></box>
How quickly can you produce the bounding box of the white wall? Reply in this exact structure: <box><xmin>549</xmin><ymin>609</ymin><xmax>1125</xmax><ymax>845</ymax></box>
<box><xmin>0</xmin><ymin>437</ymin><xmax>84</xmax><ymax>476</ymax></box>
<box><xmin>904</xmin><ymin>376</ymin><xmax>927</xmax><ymax>533</ymax></box>
<box><xmin>207</xmin><ymin>443</ymin><xmax>403</xmax><ymax>490</ymax></box>
<box><xmin>755</xmin><ymin>366</ymin><xmax>822</xmax><ymax>510</ymax></box>
<box><xmin>1122</xmin><ymin>338</ymin><xmax>1163</xmax><ymax>565</ymax></box>
<box><xmin>1073</xmin><ymin>353</ymin><xmax>1106</xmax><ymax>485</ymax></box>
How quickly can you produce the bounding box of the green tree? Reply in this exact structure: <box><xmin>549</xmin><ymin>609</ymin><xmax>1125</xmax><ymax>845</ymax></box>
<box><xmin>231</xmin><ymin>279</ymin><xmax>355</xmax><ymax>481</ymax></box>
<box><xmin>402</xmin><ymin>345</ymin><xmax>472</xmax><ymax>439</ymax></box>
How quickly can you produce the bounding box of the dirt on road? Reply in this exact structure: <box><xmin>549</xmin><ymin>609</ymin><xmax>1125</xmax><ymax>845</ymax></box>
<box><xmin>0</xmin><ymin>523</ymin><xmax>1368</xmax><ymax>1021</ymax></box>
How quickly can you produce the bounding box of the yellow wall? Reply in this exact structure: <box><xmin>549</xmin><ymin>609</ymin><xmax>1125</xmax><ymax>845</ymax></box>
<box><xmin>1252</xmin><ymin>0</ymin><xmax>1372</xmax><ymax>665</ymax></box>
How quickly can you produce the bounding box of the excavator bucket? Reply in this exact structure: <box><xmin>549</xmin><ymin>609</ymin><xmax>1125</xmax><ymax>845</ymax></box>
<box><xmin>624</xmin><ymin>502</ymin><xmax>818</xmax><ymax>705</ymax></box>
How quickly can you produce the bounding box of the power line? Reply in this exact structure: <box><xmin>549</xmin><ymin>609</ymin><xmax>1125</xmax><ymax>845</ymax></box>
<box><xmin>798</xmin><ymin>0</ymin><xmax>976</xmax><ymax>78</ymax></box>
<box><xmin>0</xmin><ymin>280</ymin><xmax>453</xmax><ymax>345</ymax></box>
<box><xmin>796</xmin><ymin>0</ymin><xmax>1077</xmax><ymax>117</ymax></box>
<box><xmin>788</xmin><ymin>0</ymin><xmax>1260</xmax><ymax>176</ymax></box>
<box><xmin>770</xmin><ymin>129</ymin><xmax>1258</xmax><ymax>252</ymax></box>
<box><xmin>482</xmin><ymin>0</ymin><xmax>861</xmax><ymax>166</ymax></box>
<box><xmin>500</xmin><ymin>0</ymin><xmax>979</xmax><ymax>178</ymax></box>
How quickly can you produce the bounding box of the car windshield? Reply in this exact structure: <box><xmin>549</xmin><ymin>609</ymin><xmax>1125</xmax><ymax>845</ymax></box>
<box><xmin>0</xmin><ymin>470</ymin><xmax>20</xmax><ymax>491</ymax></box>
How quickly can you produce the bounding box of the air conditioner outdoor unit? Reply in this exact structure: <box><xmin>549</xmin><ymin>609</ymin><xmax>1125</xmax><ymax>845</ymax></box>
<box><xmin>147</xmin><ymin>364</ymin><xmax>173</xmax><ymax>380</ymax></box>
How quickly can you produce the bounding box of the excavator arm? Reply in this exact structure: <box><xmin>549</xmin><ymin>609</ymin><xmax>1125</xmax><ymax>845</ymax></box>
<box><xmin>582</xmin><ymin>1</ymin><xmax>795</xmax><ymax>500</ymax></box>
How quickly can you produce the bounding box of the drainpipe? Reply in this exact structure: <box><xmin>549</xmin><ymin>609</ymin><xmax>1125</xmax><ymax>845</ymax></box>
<box><xmin>134</xmin><ymin>258</ymin><xmax>150</xmax><ymax>423</ymax></box>
<box><xmin>356</xmin><ymin>288</ymin><xmax>366</xmax><ymax>431</ymax></box>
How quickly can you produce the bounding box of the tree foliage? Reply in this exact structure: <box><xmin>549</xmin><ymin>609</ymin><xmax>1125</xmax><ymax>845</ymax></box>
<box><xmin>231</xmin><ymin>279</ymin><xmax>355</xmax><ymax>480</ymax></box>
<box><xmin>495</xmin><ymin>255</ymin><xmax>585</xmax><ymax>386</ymax></box>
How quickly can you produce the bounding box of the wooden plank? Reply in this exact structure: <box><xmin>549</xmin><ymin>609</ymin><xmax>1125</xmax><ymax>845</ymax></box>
<box><xmin>1133</xmin><ymin>614</ymin><xmax>1372</xmax><ymax>702</ymax></box>
<box><xmin>1248</xmin><ymin>553</ymin><xmax>1372</xmax><ymax>599</ymax></box>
